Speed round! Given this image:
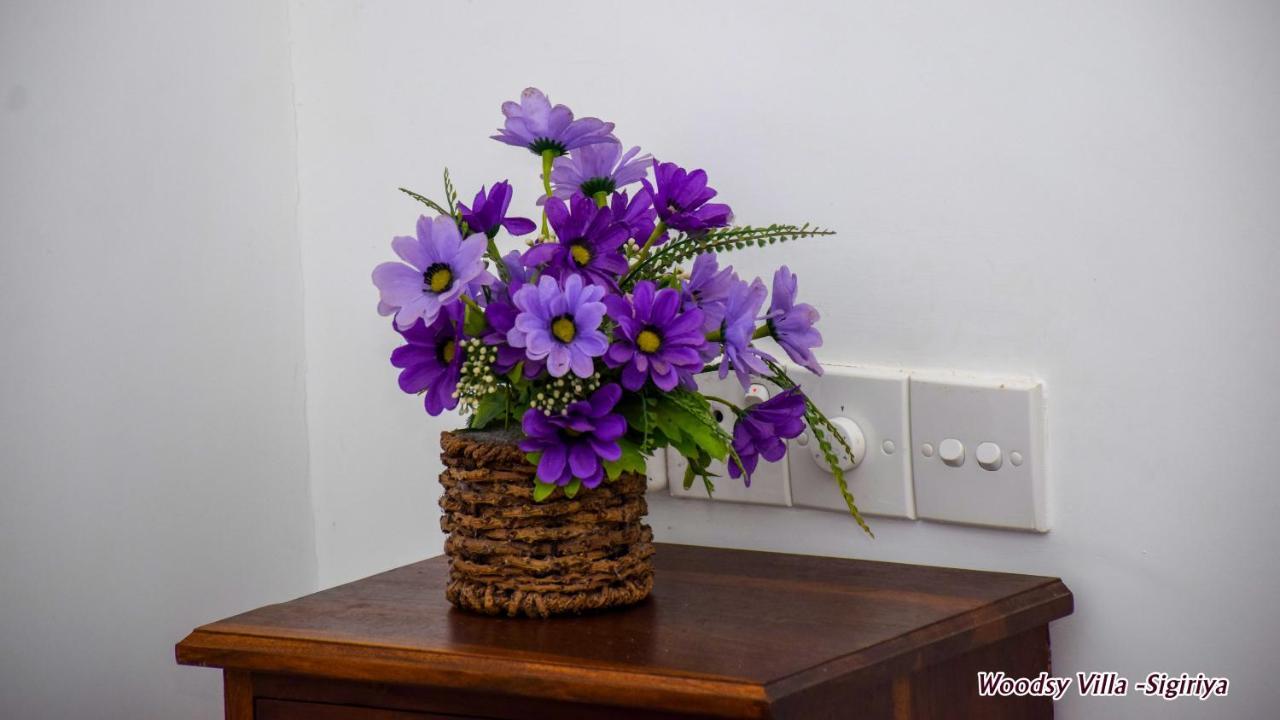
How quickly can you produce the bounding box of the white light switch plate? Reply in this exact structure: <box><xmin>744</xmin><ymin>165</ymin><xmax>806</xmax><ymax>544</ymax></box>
<box><xmin>910</xmin><ymin>373</ymin><xmax>1047</xmax><ymax>532</ymax></box>
<box><xmin>667</xmin><ymin>373</ymin><xmax>792</xmax><ymax>506</ymax></box>
<box><xmin>786</xmin><ymin>363</ymin><xmax>916</xmax><ymax>519</ymax></box>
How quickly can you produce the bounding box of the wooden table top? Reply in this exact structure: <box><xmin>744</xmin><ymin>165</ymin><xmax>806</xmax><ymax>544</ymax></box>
<box><xmin>176</xmin><ymin>543</ymin><xmax>1072</xmax><ymax>718</ymax></box>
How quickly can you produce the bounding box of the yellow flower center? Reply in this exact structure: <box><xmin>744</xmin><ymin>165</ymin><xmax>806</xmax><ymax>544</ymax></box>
<box><xmin>569</xmin><ymin>243</ymin><xmax>592</xmax><ymax>266</ymax></box>
<box><xmin>440</xmin><ymin>340</ymin><xmax>456</xmax><ymax>364</ymax></box>
<box><xmin>551</xmin><ymin>316</ymin><xmax>577</xmax><ymax>343</ymax></box>
<box><xmin>424</xmin><ymin>262</ymin><xmax>454</xmax><ymax>293</ymax></box>
<box><xmin>636</xmin><ymin>328</ymin><xmax>662</xmax><ymax>354</ymax></box>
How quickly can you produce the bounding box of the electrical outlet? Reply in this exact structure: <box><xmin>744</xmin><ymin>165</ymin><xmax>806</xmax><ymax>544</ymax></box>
<box><xmin>667</xmin><ymin>372</ymin><xmax>792</xmax><ymax>506</ymax></box>
<box><xmin>909</xmin><ymin>373</ymin><xmax>1047</xmax><ymax>532</ymax></box>
<box><xmin>786</xmin><ymin>363</ymin><xmax>916</xmax><ymax>519</ymax></box>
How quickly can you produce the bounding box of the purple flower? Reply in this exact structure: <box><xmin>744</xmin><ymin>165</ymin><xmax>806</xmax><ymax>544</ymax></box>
<box><xmin>609</xmin><ymin>189</ymin><xmax>660</xmax><ymax>245</ymax></box>
<box><xmin>483</xmin><ymin>253</ymin><xmax>544</xmax><ymax>378</ymax></box>
<box><xmin>551</xmin><ymin>142</ymin><xmax>651</xmax><ymax>199</ymax></box>
<box><xmin>519</xmin><ymin>384</ymin><xmax>627</xmax><ymax>488</ymax></box>
<box><xmin>682</xmin><ymin>253</ymin><xmax>737</xmax><ymax>333</ymax></box>
<box><xmin>389</xmin><ymin>304</ymin><xmax>465</xmax><ymax>416</ymax></box>
<box><xmin>491</xmin><ymin>87</ymin><xmax>617</xmax><ymax>157</ymax></box>
<box><xmin>484</xmin><ymin>301</ymin><xmax>543</xmax><ymax>382</ymax></box>
<box><xmin>372</xmin><ymin>215</ymin><xmax>494</xmax><ymax>330</ymax></box>
<box><xmin>522</xmin><ymin>194</ymin><xmax>629</xmax><ymax>287</ymax></box>
<box><xmin>604</xmin><ymin>281</ymin><xmax>706</xmax><ymax>392</ymax></box>
<box><xmin>456</xmin><ymin>181</ymin><xmax>536</xmax><ymax>238</ymax></box>
<box><xmin>767</xmin><ymin>266</ymin><xmax>824</xmax><ymax>375</ymax></box>
<box><xmin>717</xmin><ymin>276</ymin><xmax>773</xmax><ymax>389</ymax></box>
<box><xmin>641</xmin><ymin>161</ymin><xmax>733</xmax><ymax>233</ymax></box>
<box><xmin>508</xmin><ymin>273</ymin><xmax>609</xmax><ymax>378</ymax></box>
<box><xmin>728</xmin><ymin>387</ymin><xmax>808</xmax><ymax>485</ymax></box>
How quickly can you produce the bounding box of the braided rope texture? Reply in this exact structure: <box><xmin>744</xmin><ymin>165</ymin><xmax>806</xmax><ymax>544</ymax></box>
<box><xmin>439</xmin><ymin>430</ymin><xmax>654</xmax><ymax>617</ymax></box>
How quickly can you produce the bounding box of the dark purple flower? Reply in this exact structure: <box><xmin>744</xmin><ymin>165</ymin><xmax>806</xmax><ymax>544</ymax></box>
<box><xmin>482</xmin><ymin>277</ymin><xmax>545</xmax><ymax>379</ymax></box>
<box><xmin>508</xmin><ymin>273</ymin><xmax>609</xmax><ymax>378</ymax></box>
<box><xmin>728</xmin><ymin>387</ymin><xmax>808</xmax><ymax>485</ymax></box>
<box><xmin>523</xmin><ymin>194</ymin><xmax>629</xmax><ymax>287</ymax></box>
<box><xmin>609</xmin><ymin>189</ymin><xmax>660</xmax><ymax>245</ymax></box>
<box><xmin>551</xmin><ymin>142</ymin><xmax>651</xmax><ymax>199</ymax></box>
<box><xmin>456</xmin><ymin>181</ymin><xmax>536</xmax><ymax>238</ymax></box>
<box><xmin>519</xmin><ymin>384</ymin><xmax>627</xmax><ymax>488</ymax></box>
<box><xmin>682</xmin><ymin>253</ymin><xmax>737</xmax><ymax>333</ymax></box>
<box><xmin>604</xmin><ymin>281</ymin><xmax>706</xmax><ymax>391</ymax></box>
<box><xmin>372</xmin><ymin>214</ymin><xmax>494</xmax><ymax>330</ymax></box>
<box><xmin>491</xmin><ymin>87</ymin><xmax>617</xmax><ymax>157</ymax></box>
<box><xmin>717</xmin><ymin>276</ymin><xmax>773</xmax><ymax>389</ymax></box>
<box><xmin>766</xmin><ymin>266</ymin><xmax>823</xmax><ymax>375</ymax></box>
<box><xmin>641</xmin><ymin>161</ymin><xmax>733</xmax><ymax>233</ymax></box>
<box><xmin>389</xmin><ymin>304</ymin><xmax>465</xmax><ymax>416</ymax></box>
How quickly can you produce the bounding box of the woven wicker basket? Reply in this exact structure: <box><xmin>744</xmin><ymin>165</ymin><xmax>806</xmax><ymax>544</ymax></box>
<box><xmin>438</xmin><ymin>429</ymin><xmax>654</xmax><ymax>617</ymax></box>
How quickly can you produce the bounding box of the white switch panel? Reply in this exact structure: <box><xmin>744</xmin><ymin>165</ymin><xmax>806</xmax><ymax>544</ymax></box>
<box><xmin>910</xmin><ymin>373</ymin><xmax>1047</xmax><ymax>532</ymax></box>
<box><xmin>786</xmin><ymin>363</ymin><xmax>916</xmax><ymax>519</ymax></box>
<box><xmin>667</xmin><ymin>373</ymin><xmax>792</xmax><ymax>506</ymax></box>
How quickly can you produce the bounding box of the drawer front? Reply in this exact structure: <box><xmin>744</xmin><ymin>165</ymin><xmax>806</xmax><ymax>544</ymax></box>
<box><xmin>256</xmin><ymin>698</ymin><xmax>479</xmax><ymax>720</ymax></box>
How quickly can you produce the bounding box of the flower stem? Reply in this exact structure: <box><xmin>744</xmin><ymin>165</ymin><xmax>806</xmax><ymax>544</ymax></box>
<box><xmin>704</xmin><ymin>394</ymin><xmax>744</xmax><ymax>415</ymax></box>
<box><xmin>592</xmin><ymin>190</ymin><xmax>608</xmax><ymax>208</ymax></box>
<box><xmin>539</xmin><ymin>149</ymin><xmax>556</xmax><ymax>238</ymax></box>
<box><xmin>461</xmin><ymin>293</ymin><xmax>483</xmax><ymax>315</ymax></box>
<box><xmin>485</xmin><ymin>236</ymin><xmax>508</xmax><ymax>281</ymax></box>
<box><xmin>630</xmin><ymin>220</ymin><xmax>668</xmax><ymax>267</ymax></box>
<box><xmin>752</xmin><ymin>323</ymin><xmax>772</xmax><ymax>340</ymax></box>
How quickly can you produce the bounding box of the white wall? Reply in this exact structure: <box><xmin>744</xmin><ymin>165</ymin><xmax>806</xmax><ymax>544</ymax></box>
<box><xmin>0</xmin><ymin>2</ymin><xmax>317</xmax><ymax>718</ymax></box>
<box><xmin>290</xmin><ymin>1</ymin><xmax>1280</xmax><ymax>718</ymax></box>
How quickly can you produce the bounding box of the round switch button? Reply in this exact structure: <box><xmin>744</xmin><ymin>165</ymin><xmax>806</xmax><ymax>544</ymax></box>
<box><xmin>938</xmin><ymin>438</ymin><xmax>965</xmax><ymax>467</ymax></box>
<box><xmin>976</xmin><ymin>441</ymin><xmax>1003</xmax><ymax>470</ymax></box>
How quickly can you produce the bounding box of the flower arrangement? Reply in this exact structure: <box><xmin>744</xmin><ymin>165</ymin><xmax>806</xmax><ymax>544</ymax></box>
<box><xmin>374</xmin><ymin>88</ymin><xmax>869</xmax><ymax>534</ymax></box>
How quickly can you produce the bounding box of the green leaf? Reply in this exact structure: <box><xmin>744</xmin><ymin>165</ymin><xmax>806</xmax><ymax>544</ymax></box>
<box><xmin>603</xmin><ymin>438</ymin><xmax>647</xmax><ymax>482</ymax></box>
<box><xmin>563</xmin><ymin>477</ymin><xmax>582</xmax><ymax>499</ymax></box>
<box><xmin>532</xmin><ymin>480</ymin><xmax>556</xmax><ymax>502</ymax></box>
<box><xmin>649</xmin><ymin>390</ymin><xmax>730</xmax><ymax>460</ymax></box>
<box><xmin>463</xmin><ymin>302</ymin><xmax>488</xmax><ymax>336</ymax></box>
<box><xmin>470</xmin><ymin>394</ymin><xmax>509</xmax><ymax>430</ymax></box>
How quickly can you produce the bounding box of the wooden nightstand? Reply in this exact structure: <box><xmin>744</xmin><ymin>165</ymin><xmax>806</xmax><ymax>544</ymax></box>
<box><xmin>176</xmin><ymin>543</ymin><xmax>1072</xmax><ymax>719</ymax></box>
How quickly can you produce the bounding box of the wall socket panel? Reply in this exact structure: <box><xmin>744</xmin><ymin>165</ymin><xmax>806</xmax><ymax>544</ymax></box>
<box><xmin>667</xmin><ymin>372</ymin><xmax>792</xmax><ymax>507</ymax></box>
<box><xmin>909</xmin><ymin>373</ymin><xmax>1048</xmax><ymax>532</ymax></box>
<box><xmin>786</xmin><ymin>363</ymin><xmax>916</xmax><ymax>519</ymax></box>
<box><xmin>654</xmin><ymin>363</ymin><xmax>1048</xmax><ymax>535</ymax></box>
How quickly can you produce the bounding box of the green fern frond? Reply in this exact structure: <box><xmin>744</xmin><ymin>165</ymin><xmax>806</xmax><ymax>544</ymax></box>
<box><xmin>625</xmin><ymin>224</ymin><xmax>835</xmax><ymax>287</ymax></box>
<box><xmin>765</xmin><ymin>359</ymin><xmax>872</xmax><ymax>537</ymax></box>
<box><xmin>398</xmin><ymin>187</ymin><xmax>452</xmax><ymax>216</ymax></box>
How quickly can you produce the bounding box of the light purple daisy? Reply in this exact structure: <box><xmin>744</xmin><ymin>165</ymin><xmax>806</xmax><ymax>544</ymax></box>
<box><xmin>717</xmin><ymin>276</ymin><xmax>774</xmax><ymax>389</ymax></box>
<box><xmin>766</xmin><ymin>266</ymin><xmax>823</xmax><ymax>375</ymax></box>
<box><xmin>519</xmin><ymin>384</ymin><xmax>626</xmax><ymax>488</ymax></box>
<box><xmin>491</xmin><ymin>87</ymin><xmax>617</xmax><ymax>157</ymax></box>
<box><xmin>550</xmin><ymin>142</ymin><xmax>651</xmax><ymax>199</ymax></box>
<box><xmin>372</xmin><ymin>214</ymin><xmax>494</xmax><ymax>330</ymax></box>
<box><xmin>508</xmin><ymin>273</ymin><xmax>609</xmax><ymax>378</ymax></box>
<box><xmin>604</xmin><ymin>281</ymin><xmax>706</xmax><ymax>392</ymax></box>
<box><xmin>389</xmin><ymin>304</ymin><xmax>465</xmax><ymax>416</ymax></box>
